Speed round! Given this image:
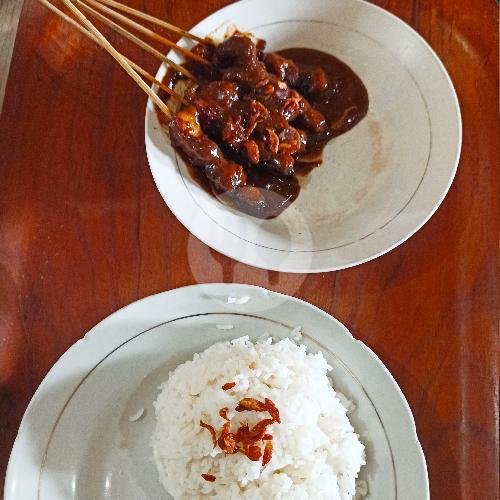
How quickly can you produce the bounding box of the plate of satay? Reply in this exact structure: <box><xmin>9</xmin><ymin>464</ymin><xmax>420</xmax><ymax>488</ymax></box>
<box><xmin>41</xmin><ymin>0</ymin><xmax>461</xmax><ymax>273</ymax></box>
<box><xmin>143</xmin><ymin>0</ymin><xmax>461</xmax><ymax>273</ymax></box>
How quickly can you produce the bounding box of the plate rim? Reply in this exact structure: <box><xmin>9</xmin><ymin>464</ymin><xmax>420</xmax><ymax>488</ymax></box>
<box><xmin>5</xmin><ymin>283</ymin><xmax>429</xmax><ymax>499</ymax></box>
<box><xmin>144</xmin><ymin>0</ymin><xmax>462</xmax><ymax>273</ymax></box>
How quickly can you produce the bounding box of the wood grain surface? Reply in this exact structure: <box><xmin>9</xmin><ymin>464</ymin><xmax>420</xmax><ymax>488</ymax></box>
<box><xmin>0</xmin><ymin>0</ymin><xmax>498</xmax><ymax>498</ymax></box>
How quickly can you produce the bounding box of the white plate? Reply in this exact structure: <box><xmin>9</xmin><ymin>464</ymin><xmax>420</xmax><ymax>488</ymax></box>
<box><xmin>145</xmin><ymin>0</ymin><xmax>461</xmax><ymax>273</ymax></box>
<box><xmin>5</xmin><ymin>284</ymin><xmax>428</xmax><ymax>499</ymax></box>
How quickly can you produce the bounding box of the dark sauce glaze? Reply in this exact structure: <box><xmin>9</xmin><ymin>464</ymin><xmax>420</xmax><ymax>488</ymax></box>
<box><xmin>181</xmin><ymin>153</ymin><xmax>301</xmax><ymax>219</ymax></box>
<box><xmin>173</xmin><ymin>137</ymin><xmax>301</xmax><ymax>219</ymax></box>
<box><xmin>281</xmin><ymin>48</ymin><xmax>369</xmax><ymax>169</ymax></box>
<box><xmin>159</xmin><ymin>46</ymin><xmax>368</xmax><ymax>218</ymax></box>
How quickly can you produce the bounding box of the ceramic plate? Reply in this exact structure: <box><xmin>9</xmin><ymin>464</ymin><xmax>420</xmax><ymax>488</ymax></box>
<box><xmin>145</xmin><ymin>0</ymin><xmax>461</xmax><ymax>273</ymax></box>
<box><xmin>5</xmin><ymin>284</ymin><xmax>428</xmax><ymax>499</ymax></box>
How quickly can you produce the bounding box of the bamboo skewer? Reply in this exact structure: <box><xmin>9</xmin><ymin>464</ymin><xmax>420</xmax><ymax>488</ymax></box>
<box><xmin>123</xmin><ymin>62</ymin><xmax>186</xmax><ymax>105</ymax></box>
<box><xmin>74</xmin><ymin>0</ymin><xmax>196</xmax><ymax>81</ymax></box>
<box><xmin>80</xmin><ymin>0</ymin><xmax>208</xmax><ymax>65</ymax></box>
<box><xmin>38</xmin><ymin>0</ymin><xmax>186</xmax><ymax>104</ymax></box>
<box><xmin>57</xmin><ymin>0</ymin><xmax>173</xmax><ymax>118</ymax></box>
<box><xmin>90</xmin><ymin>0</ymin><xmax>205</xmax><ymax>43</ymax></box>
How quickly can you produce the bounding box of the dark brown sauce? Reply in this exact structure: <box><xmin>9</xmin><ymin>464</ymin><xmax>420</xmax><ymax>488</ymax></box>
<box><xmin>278</xmin><ymin>48</ymin><xmax>369</xmax><ymax>171</ymax></box>
<box><xmin>179</xmin><ymin>150</ymin><xmax>300</xmax><ymax>219</ymax></box>
<box><xmin>280</xmin><ymin>48</ymin><xmax>368</xmax><ymax>137</ymax></box>
<box><xmin>159</xmin><ymin>45</ymin><xmax>368</xmax><ymax>219</ymax></box>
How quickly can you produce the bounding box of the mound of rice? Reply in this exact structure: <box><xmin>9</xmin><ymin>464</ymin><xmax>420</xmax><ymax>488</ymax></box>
<box><xmin>152</xmin><ymin>336</ymin><xmax>365</xmax><ymax>499</ymax></box>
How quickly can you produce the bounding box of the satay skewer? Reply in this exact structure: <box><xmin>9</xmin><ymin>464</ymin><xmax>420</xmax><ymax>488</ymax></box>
<box><xmin>89</xmin><ymin>0</ymin><xmax>206</xmax><ymax>43</ymax></box>
<box><xmin>54</xmin><ymin>0</ymin><xmax>173</xmax><ymax>118</ymax></box>
<box><xmin>38</xmin><ymin>0</ymin><xmax>186</xmax><ymax>105</ymax></box>
<box><xmin>80</xmin><ymin>0</ymin><xmax>209</xmax><ymax>65</ymax></box>
<box><xmin>74</xmin><ymin>0</ymin><xmax>196</xmax><ymax>81</ymax></box>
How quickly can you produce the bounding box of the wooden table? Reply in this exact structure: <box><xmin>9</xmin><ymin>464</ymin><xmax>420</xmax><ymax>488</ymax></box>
<box><xmin>0</xmin><ymin>0</ymin><xmax>498</xmax><ymax>497</ymax></box>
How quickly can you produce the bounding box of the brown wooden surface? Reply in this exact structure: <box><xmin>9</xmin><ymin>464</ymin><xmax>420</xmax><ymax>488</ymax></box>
<box><xmin>0</xmin><ymin>0</ymin><xmax>498</xmax><ymax>497</ymax></box>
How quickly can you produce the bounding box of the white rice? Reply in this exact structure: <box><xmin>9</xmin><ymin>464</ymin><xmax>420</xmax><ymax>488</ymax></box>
<box><xmin>152</xmin><ymin>336</ymin><xmax>365</xmax><ymax>499</ymax></box>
